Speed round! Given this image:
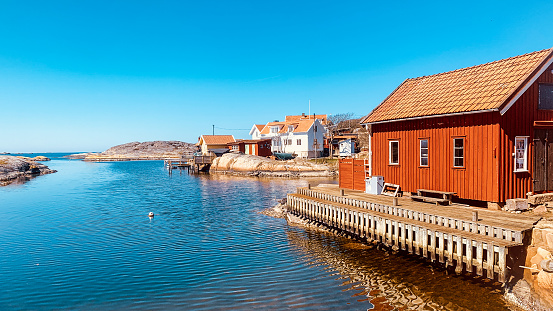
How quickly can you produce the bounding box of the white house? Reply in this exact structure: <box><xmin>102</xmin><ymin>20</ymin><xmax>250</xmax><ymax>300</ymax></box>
<box><xmin>249</xmin><ymin>124</ymin><xmax>265</xmax><ymax>140</ymax></box>
<box><xmin>255</xmin><ymin>118</ymin><xmax>326</xmax><ymax>158</ymax></box>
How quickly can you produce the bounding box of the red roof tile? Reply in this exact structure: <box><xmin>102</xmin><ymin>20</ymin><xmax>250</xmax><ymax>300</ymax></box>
<box><xmin>362</xmin><ymin>48</ymin><xmax>553</xmax><ymax>124</ymax></box>
<box><xmin>200</xmin><ymin>135</ymin><xmax>235</xmax><ymax>145</ymax></box>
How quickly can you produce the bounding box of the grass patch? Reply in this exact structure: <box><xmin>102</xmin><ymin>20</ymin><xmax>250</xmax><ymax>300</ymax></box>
<box><xmin>308</xmin><ymin>158</ymin><xmax>339</xmax><ymax>165</ymax></box>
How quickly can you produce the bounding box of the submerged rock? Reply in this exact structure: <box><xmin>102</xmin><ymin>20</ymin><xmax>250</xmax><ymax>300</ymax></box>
<box><xmin>0</xmin><ymin>156</ymin><xmax>57</xmax><ymax>186</ymax></box>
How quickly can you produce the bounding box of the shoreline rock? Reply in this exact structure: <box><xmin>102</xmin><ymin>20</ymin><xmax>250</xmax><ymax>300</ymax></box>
<box><xmin>211</xmin><ymin>153</ymin><xmax>337</xmax><ymax>178</ymax></box>
<box><xmin>0</xmin><ymin>156</ymin><xmax>57</xmax><ymax>186</ymax></box>
<box><xmin>67</xmin><ymin>141</ymin><xmax>196</xmax><ymax>161</ymax></box>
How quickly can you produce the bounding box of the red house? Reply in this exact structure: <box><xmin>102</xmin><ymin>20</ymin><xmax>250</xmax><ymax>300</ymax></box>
<box><xmin>228</xmin><ymin>139</ymin><xmax>272</xmax><ymax>157</ymax></box>
<box><xmin>355</xmin><ymin>48</ymin><xmax>553</xmax><ymax>208</ymax></box>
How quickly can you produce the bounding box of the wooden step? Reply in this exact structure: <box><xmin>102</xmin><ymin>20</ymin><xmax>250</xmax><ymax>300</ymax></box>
<box><xmin>410</xmin><ymin>195</ymin><xmax>450</xmax><ymax>205</ymax></box>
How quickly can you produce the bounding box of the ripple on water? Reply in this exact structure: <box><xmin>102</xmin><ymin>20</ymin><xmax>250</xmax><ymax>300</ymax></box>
<box><xmin>0</xmin><ymin>160</ymin><xmax>511</xmax><ymax>310</ymax></box>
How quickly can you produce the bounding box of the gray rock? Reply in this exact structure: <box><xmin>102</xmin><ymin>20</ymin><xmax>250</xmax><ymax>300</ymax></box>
<box><xmin>529</xmin><ymin>193</ymin><xmax>553</xmax><ymax>205</ymax></box>
<box><xmin>0</xmin><ymin>156</ymin><xmax>57</xmax><ymax>186</ymax></box>
<box><xmin>505</xmin><ymin>198</ymin><xmax>529</xmax><ymax>211</ymax></box>
<box><xmin>67</xmin><ymin>141</ymin><xmax>196</xmax><ymax>161</ymax></box>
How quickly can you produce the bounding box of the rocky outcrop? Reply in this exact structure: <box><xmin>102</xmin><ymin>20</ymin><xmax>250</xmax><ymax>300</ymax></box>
<box><xmin>507</xmin><ymin>218</ymin><xmax>553</xmax><ymax>310</ymax></box>
<box><xmin>210</xmin><ymin>153</ymin><xmax>337</xmax><ymax>177</ymax></box>
<box><xmin>16</xmin><ymin>155</ymin><xmax>51</xmax><ymax>161</ymax></box>
<box><xmin>0</xmin><ymin>156</ymin><xmax>57</xmax><ymax>186</ymax></box>
<box><xmin>67</xmin><ymin>141</ymin><xmax>196</xmax><ymax>161</ymax></box>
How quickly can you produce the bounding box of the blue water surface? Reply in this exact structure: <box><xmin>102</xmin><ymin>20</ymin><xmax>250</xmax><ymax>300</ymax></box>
<box><xmin>0</xmin><ymin>158</ymin><xmax>509</xmax><ymax>310</ymax></box>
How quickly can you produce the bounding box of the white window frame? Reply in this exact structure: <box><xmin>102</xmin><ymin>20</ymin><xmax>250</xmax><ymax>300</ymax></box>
<box><xmin>453</xmin><ymin>137</ymin><xmax>464</xmax><ymax>168</ymax></box>
<box><xmin>270</xmin><ymin>126</ymin><xmax>279</xmax><ymax>133</ymax></box>
<box><xmin>297</xmin><ymin>139</ymin><xmax>301</xmax><ymax>145</ymax></box>
<box><xmin>420</xmin><ymin>139</ymin><xmax>429</xmax><ymax>167</ymax></box>
<box><xmin>389</xmin><ymin>140</ymin><xmax>399</xmax><ymax>165</ymax></box>
<box><xmin>288</xmin><ymin>125</ymin><xmax>294</xmax><ymax>132</ymax></box>
<box><xmin>514</xmin><ymin>136</ymin><xmax>529</xmax><ymax>172</ymax></box>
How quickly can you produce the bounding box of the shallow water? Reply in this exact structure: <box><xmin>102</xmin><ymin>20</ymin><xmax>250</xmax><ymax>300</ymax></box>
<box><xmin>0</xmin><ymin>159</ymin><xmax>510</xmax><ymax>310</ymax></box>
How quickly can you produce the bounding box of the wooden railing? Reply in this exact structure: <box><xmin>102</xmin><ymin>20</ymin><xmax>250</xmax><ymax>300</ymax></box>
<box><xmin>194</xmin><ymin>155</ymin><xmax>214</xmax><ymax>165</ymax></box>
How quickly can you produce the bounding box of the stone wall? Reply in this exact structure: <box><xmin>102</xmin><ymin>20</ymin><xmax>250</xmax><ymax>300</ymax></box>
<box><xmin>524</xmin><ymin>219</ymin><xmax>553</xmax><ymax>308</ymax></box>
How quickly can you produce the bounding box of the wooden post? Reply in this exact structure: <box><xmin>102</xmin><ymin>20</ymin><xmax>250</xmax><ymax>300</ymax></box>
<box><xmin>392</xmin><ymin>197</ymin><xmax>398</xmax><ymax>206</ymax></box>
<box><xmin>421</xmin><ymin>227</ymin><xmax>428</xmax><ymax>258</ymax></box>
<box><xmin>455</xmin><ymin>236</ymin><xmax>463</xmax><ymax>274</ymax></box>
<box><xmin>406</xmin><ymin>224</ymin><xmax>412</xmax><ymax>253</ymax></box>
<box><xmin>476</xmin><ymin>241</ymin><xmax>484</xmax><ymax>276</ymax></box>
<box><xmin>466</xmin><ymin>239</ymin><xmax>473</xmax><ymax>273</ymax></box>
<box><xmin>308</xmin><ymin>184</ymin><xmax>311</xmax><ymax>189</ymax></box>
<box><xmin>430</xmin><ymin>230</ymin><xmax>436</xmax><ymax>262</ymax></box>
<box><xmin>447</xmin><ymin>234</ymin><xmax>454</xmax><ymax>267</ymax></box>
<box><xmin>340</xmin><ymin>188</ymin><xmax>345</xmax><ymax>196</ymax></box>
<box><xmin>498</xmin><ymin>247</ymin><xmax>507</xmax><ymax>283</ymax></box>
<box><xmin>413</xmin><ymin>226</ymin><xmax>420</xmax><ymax>255</ymax></box>
<box><xmin>472</xmin><ymin>211</ymin><xmax>478</xmax><ymax>222</ymax></box>
<box><xmin>437</xmin><ymin>232</ymin><xmax>445</xmax><ymax>263</ymax></box>
<box><xmin>486</xmin><ymin>244</ymin><xmax>495</xmax><ymax>279</ymax></box>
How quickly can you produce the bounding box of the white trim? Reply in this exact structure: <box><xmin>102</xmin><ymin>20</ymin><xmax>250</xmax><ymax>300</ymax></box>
<box><xmin>364</xmin><ymin>109</ymin><xmax>499</xmax><ymax>125</ymax></box>
<box><xmin>514</xmin><ymin>136</ymin><xmax>528</xmax><ymax>172</ymax></box>
<box><xmin>453</xmin><ymin>137</ymin><xmax>464</xmax><ymax>168</ymax></box>
<box><xmin>389</xmin><ymin>140</ymin><xmax>399</xmax><ymax>165</ymax></box>
<box><xmin>500</xmin><ymin>56</ymin><xmax>553</xmax><ymax>115</ymax></box>
<box><xmin>419</xmin><ymin>139</ymin><xmax>429</xmax><ymax>166</ymax></box>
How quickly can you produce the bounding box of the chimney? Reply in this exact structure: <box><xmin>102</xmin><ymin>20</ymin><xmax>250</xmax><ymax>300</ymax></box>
<box><xmin>302</xmin><ymin>113</ymin><xmax>306</xmax><ymax>117</ymax></box>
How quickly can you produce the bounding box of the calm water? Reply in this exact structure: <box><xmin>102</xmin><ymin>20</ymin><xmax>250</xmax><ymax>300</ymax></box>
<box><xmin>0</xmin><ymin>158</ymin><xmax>511</xmax><ymax>310</ymax></box>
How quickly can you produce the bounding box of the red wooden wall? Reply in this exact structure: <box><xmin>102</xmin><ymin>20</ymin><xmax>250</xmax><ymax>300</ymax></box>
<box><xmin>372</xmin><ymin>113</ymin><xmax>501</xmax><ymax>202</ymax></box>
<box><xmin>370</xmin><ymin>64</ymin><xmax>553</xmax><ymax>203</ymax></box>
<box><xmin>498</xmin><ymin>64</ymin><xmax>553</xmax><ymax>201</ymax></box>
<box><xmin>339</xmin><ymin>159</ymin><xmax>366</xmax><ymax>191</ymax></box>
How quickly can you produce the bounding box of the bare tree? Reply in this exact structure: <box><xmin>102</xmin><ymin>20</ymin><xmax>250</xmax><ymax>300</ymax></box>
<box><xmin>327</xmin><ymin>113</ymin><xmax>357</xmax><ymax>158</ymax></box>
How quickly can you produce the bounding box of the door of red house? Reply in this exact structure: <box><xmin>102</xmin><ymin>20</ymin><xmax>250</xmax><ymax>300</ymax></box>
<box><xmin>534</xmin><ymin>129</ymin><xmax>553</xmax><ymax>192</ymax></box>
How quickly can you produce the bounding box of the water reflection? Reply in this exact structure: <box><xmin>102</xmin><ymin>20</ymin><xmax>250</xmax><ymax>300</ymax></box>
<box><xmin>286</xmin><ymin>228</ymin><xmax>510</xmax><ymax>310</ymax></box>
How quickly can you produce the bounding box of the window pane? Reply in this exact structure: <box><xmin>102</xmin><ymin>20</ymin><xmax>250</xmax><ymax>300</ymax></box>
<box><xmin>515</xmin><ymin>138</ymin><xmax>527</xmax><ymax>171</ymax></box>
<box><xmin>420</xmin><ymin>140</ymin><xmax>428</xmax><ymax>148</ymax></box>
<box><xmin>421</xmin><ymin>158</ymin><xmax>428</xmax><ymax>166</ymax></box>
<box><xmin>454</xmin><ymin>158</ymin><xmax>463</xmax><ymax>167</ymax></box>
<box><xmin>390</xmin><ymin>141</ymin><xmax>399</xmax><ymax>164</ymax></box>
<box><xmin>421</xmin><ymin>149</ymin><xmax>428</xmax><ymax>157</ymax></box>
<box><xmin>539</xmin><ymin>84</ymin><xmax>553</xmax><ymax>110</ymax></box>
<box><xmin>454</xmin><ymin>138</ymin><xmax>463</xmax><ymax>148</ymax></box>
<box><xmin>454</xmin><ymin>148</ymin><xmax>463</xmax><ymax>158</ymax></box>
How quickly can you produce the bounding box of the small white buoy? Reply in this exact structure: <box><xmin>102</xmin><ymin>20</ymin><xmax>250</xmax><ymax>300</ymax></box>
<box><xmin>148</xmin><ymin>212</ymin><xmax>154</xmax><ymax>217</ymax></box>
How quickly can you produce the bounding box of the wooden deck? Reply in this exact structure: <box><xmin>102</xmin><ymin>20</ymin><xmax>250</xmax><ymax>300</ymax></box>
<box><xmin>286</xmin><ymin>184</ymin><xmax>541</xmax><ymax>283</ymax></box>
<box><xmin>165</xmin><ymin>154</ymin><xmax>216</xmax><ymax>174</ymax></box>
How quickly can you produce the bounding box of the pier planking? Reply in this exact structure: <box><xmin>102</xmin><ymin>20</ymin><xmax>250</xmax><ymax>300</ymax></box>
<box><xmin>286</xmin><ymin>185</ymin><xmax>540</xmax><ymax>283</ymax></box>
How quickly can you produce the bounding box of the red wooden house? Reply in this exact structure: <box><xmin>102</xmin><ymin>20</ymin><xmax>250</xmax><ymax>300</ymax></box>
<box><xmin>228</xmin><ymin>139</ymin><xmax>272</xmax><ymax>157</ymax></box>
<box><xmin>353</xmin><ymin>48</ymin><xmax>553</xmax><ymax>208</ymax></box>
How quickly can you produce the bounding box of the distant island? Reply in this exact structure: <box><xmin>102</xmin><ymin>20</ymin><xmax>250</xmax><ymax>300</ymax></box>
<box><xmin>0</xmin><ymin>156</ymin><xmax>56</xmax><ymax>186</ymax></box>
<box><xmin>67</xmin><ymin>141</ymin><xmax>196</xmax><ymax>161</ymax></box>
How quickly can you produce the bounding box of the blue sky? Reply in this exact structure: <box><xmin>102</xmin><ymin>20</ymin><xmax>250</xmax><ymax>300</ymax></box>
<box><xmin>1</xmin><ymin>1</ymin><xmax>553</xmax><ymax>152</ymax></box>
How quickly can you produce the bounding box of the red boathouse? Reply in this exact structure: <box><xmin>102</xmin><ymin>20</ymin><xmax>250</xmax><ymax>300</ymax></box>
<box><xmin>344</xmin><ymin>48</ymin><xmax>553</xmax><ymax>208</ymax></box>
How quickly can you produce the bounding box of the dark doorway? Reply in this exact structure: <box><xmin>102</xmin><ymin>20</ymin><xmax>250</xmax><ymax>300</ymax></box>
<box><xmin>534</xmin><ymin>129</ymin><xmax>553</xmax><ymax>191</ymax></box>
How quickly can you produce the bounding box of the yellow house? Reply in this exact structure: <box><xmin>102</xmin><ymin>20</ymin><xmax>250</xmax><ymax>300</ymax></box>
<box><xmin>197</xmin><ymin>135</ymin><xmax>235</xmax><ymax>155</ymax></box>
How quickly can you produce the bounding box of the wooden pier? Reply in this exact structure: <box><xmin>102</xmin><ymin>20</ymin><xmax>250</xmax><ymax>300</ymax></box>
<box><xmin>165</xmin><ymin>154</ymin><xmax>216</xmax><ymax>174</ymax></box>
<box><xmin>286</xmin><ymin>184</ymin><xmax>540</xmax><ymax>283</ymax></box>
